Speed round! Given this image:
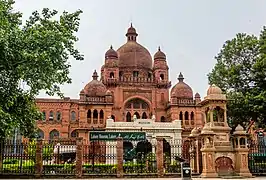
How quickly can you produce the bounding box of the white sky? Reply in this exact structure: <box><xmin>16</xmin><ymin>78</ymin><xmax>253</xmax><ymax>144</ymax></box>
<box><xmin>14</xmin><ymin>0</ymin><xmax>266</xmax><ymax>99</ymax></box>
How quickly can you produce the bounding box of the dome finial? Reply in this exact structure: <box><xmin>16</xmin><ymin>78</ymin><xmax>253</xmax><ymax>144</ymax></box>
<box><xmin>110</xmin><ymin>45</ymin><xmax>113</xmax><ymax>49</ymax></box>
<box><xmin>92</xmin><ymin>70</ymin><xmax>98</xmax><ymax>80</ymax></box>
<box><xmin>178</xmin><ymin>72</ymin><xmax>184</xmax><ymax>82</ymax></box>
<box><xmin>158</xmin><ymin>46</ymin><xmax>161</xmax><ymax>51</ymax></box>
<box><xmin>126</xmin><ymin>24</ymin><xmax>138</xmax><ymax>42</ymax></box>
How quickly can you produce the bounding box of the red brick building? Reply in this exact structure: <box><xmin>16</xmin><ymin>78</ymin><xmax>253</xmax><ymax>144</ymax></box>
<box><xmin>36</xmin><ymin>24</ymin><xmax>204</xmax><ymax>142</ymax></box>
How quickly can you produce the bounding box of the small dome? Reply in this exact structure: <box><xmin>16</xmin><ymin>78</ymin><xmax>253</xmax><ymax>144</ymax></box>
<box><xmin>105</xmin><ymin>90</ymin><xmax>112</xmax><ymax>96</ymax></box>
<box><xmin>117</xmin><ymin>24</ymin><xmax>153</xmax><ymax>69</ymax></box>
<box><xmin>84</xmin><ymin>70</ymin><xmax>107</xmax><ymax>97</ymax></box>
<box><xmin>126</xmin><ymin>23</ymin><xmax>137</xmax><ymax>35</ymax></box>
<box><xmin>105</xmin><ymin>45</ymin><xmax>118</xmax><ymax>59</ymax></box>
<box><xmin>80</xmin><ymin>89</ymin><xmax>85</xmax><ymax>94</ymax></box>
<box><xmin>154</xmin><ymin>47</ymin><xmax>166</xmax><ymax>60</ymax></box>
<box><xmin>195</xmin><ymin>92</ymin><xmax>200</xmax><ymax>98</ymax></box>
<box><xmin>235</xmin><ymin>124</ymin><xmax>244</xmax><ymax>131</ymax></box>
<box><xmin>207</xmin><ymin>84</ymin><xmax>222</xmax><ymax>95</ymax></box>
<box><xmin>171</xmin><ymin>72</ymin><xmax>193</xmax><ymax>99</ymax></box>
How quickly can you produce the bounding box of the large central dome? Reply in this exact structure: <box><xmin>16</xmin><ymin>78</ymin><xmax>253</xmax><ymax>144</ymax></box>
<box><xmin>117</xmin><ymin>24</ymin><xmax>153</xmax><ymax>69</ymax></box>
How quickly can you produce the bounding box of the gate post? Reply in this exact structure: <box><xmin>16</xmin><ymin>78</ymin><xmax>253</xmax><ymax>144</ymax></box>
<box><xmin>76</xmin><ymin>137</ymin><xmax>83</xmax><ymax>178</ymax></box>
<box><xmin>156</xmin><ymin>137</ymin><xmax>164</xmax><ymax>177</ymax></box>
<box><xmin>35</xmin><ymin>140</ymin><xmax>43</xmax><ymax>177</ymax></box>
<box><xmin>116</xmin><ymin>137</ymin><xmax>124</xmax><ymax>178</ymax></box>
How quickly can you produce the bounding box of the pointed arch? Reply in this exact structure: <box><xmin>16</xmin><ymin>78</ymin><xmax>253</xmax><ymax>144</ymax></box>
<box><xmin>179</xmin><ymin>111</ymin><xmax>183</xmax><ymax>120</ymax></box>
<box><xmin>49</xmin><ymin>129</ymin><xmax>59</xmax><ymax>140</ymax></box>
<box><xmin>99</xmin><ymin>110</ymin><xmax>104</xmax><ymax>124</ymax></box>
<box><xmin>142</xmin><ymin>112</ymin><xmax>147</xmax><ymax>119</ymax></box>
<box><xmin>42</xmin><ymin>111</ymin><xmax>46</xmax><ymax>121</ymax></box>
<box><xmin>56</xmin><ymin>111</ymin><xmax>61</xmax><ymax>121</ymax></box>
<box><xmin>126</xmin><ymin>112</ymin><xmax>131</xmax><ymax>122</ymax></box>
<box><xmin>37</xmin><ymin>129</ymin><xmax>44</xmax><ymax>139</ymax></box>
<box><xmin>161</xmin><ymin>116</ymin><xmax>166</xmax><ymax>122</ymax></box>
<box><xmin>71</xmin><ymin>111</ymin><xmax>76</xmax><ymax>121</ymax></box>
<box><xmin>111</xmin><ymin>115</ymin><xmax>115</xmax><ymax>121</ymax></box>
<box><xmin>49</xmin><ymin>111</ymin><xmax>54</xmax><ymax>120</ymax></box>
<box><xmin>71</xmin><ymin>130</ymin><xmax>78</xmax><ymax>138</ymax></box>
<box><xmin>185</xmin><ymin>111</ymin><xmax>189</xmax><ymax>120</ymax></box>
<box><xmin>87</xmin><ymin>109</ymin><xmax>92</xmax><ymax>123</ymax></box>
<box><xmin>134</xmin><ymin>112</ymin><xmax>140</xmax><ymax>119</ymax></box>
<box><xmin>191</xmin><ymin>112</ymin><xmax>194</xmax><ymax>120</ymax></box>
<box><xmin>93</xmin><ymin>109</ymin><xmax>98</xmax><ymax>124</ymax></box>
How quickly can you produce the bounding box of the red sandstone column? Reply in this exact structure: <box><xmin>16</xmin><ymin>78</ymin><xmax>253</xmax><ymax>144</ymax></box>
<box><xmin>35</xmin><ymin>140</ymin><xmax>43</xmax><ymax>177</ymax></box>
<box><xmin>156</xmin><ymin>137</ymin><xmax>164</xmax><ymax>177</ymax></box>
<box><xmin>116</xmin><ymin>137</ymin><xmax>124</xmax><ymax>178</ymax></box>
<box><xmin>76</xmin><ymin>137</ymin><xmax>83</xmax><ymax>178</ymax></box>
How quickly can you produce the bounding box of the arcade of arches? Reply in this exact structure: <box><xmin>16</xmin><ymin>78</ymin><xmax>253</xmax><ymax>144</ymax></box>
<box><xmin>124</xmin><ymin>98</ymin><xmax>150</xmax><ymax>122</ymax></box>
<box><xmin>35</xmin><ymin>24</ymin><xmax>204</xmax><ymax>142</ymax></box>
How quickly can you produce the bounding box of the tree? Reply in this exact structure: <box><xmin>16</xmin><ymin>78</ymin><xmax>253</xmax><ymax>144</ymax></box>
<box><xmin>0</xmin><ymin>0</ymin><xmax>83</xmax><ymax>139</ymax></box>
<box><xmin>208</xmin><ymin>30</ymin><xmax>266</xmax><ymax>129</ymax></box>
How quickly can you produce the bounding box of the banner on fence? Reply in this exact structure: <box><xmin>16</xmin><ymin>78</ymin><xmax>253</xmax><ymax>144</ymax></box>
<box><xmin>89</xmin><ymin>131</ymin><xmax>146</xmax><ymax>141</ymax></box>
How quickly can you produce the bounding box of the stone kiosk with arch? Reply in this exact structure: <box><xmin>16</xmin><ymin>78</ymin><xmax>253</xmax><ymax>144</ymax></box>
<box><xmin>188</xmin><ymin>84</ymin><xmax>252</xmax><ymax>178</ymax></box>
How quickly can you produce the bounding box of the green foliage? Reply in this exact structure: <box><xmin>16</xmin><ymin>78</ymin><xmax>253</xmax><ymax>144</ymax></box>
<box><xmin>208</xmin><ymin>29</ymin><xmax>266</xmax><ymax>129</ymax></box>
<box><xmin>2</xmin><ymin>159</ymin><xmax>35</xmax><ymax>172</ymax></box>
<box><xmin>26</xmin><ymin>140</ymin><xmax>53</xmax><ymax>159</ymax></box>
<box><xmin>0</xmin><ymin>0</ymin><xmax>83</xmax><ymax>139</ymax></box>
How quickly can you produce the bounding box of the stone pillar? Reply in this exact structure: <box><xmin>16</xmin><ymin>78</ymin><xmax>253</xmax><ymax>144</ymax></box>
<box><xmin>76</xmin><ymin>137</ymin><xmax>83</xmax><ymax>178</ymax></box>
<box><xmin>156</xmin><ymin>137</ymin><xmax>164</xmax><ymax>177</ymax></box>
<box><xmin>200</xmin><ymin>148</ymin><xmax>217</xmax><ymax>178</ymax></box>
<box><xmin>35</xmin><ymin>140</ymin><xmax>43</xmax><ymax>177</ymax></box>
<box><xmin>234</xmin><ymin>149</ymin><xmax>252</xmax><ymax>177</ymax></box>
<box><xmin>116</xmin><ymin>137</ymin><xmax>123</xmax><ymax>178</ymax></box>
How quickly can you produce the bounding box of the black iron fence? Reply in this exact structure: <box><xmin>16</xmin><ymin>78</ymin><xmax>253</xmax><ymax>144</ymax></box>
<box><xmin>83</xmin><ymin>140</ymin><xmax>116</xmax><ymax>175</ymax></box>
<box><xmin>248</xmin><ymin>141</ymin><xmax>266</xmax><ymax>175</ymax></box>
<box><xmin>123</xmin><ymin>140</ymin><xmax>157</xmax><ymax>175</ymax></box>
<box><xmin>0</xmin><ymin>138</ymin><xmax>198</xmax><ymax>177</ymax></box>
<box><xmin>0</xmin><ymin>140</ymin><xmax>35</xmax><ymax>174</ymax></box>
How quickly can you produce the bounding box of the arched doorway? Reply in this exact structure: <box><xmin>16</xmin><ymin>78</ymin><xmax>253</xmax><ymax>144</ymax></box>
<box><xmin>136</xmin><ymin>141</ymin><xmax>152</xmax><ymax>160</ymax></box>
<box><xmin>124</xmin><ymin>98</ymin><xmax>150</xmax><ymax>121</ymax></box>
<box><xmin>163</xmin><ymin>139</ymin><xmax>171</xmax><ymax>166</ymax></box>
<box><xmin>123</xmin><ymin>141</ymin><xmax>134</xmax><ymax>161</ymax></box>
<box><xmin>215</xmin><ymin>156</ymin><xmax>234</xmax><ymax>175</ymax></box>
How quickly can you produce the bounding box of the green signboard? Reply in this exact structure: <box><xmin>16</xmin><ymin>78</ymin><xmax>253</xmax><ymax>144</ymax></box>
<box><xmin>89</xmin><ymin>131</ymin><xmax>146</xmax><ymax>141</ymax></box>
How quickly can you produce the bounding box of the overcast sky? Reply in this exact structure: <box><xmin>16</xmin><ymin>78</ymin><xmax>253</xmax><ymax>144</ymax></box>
<box><xmin>14</xmin><ymin>0</ymin><xmax>266</xmax><ymax>99</ymax></box>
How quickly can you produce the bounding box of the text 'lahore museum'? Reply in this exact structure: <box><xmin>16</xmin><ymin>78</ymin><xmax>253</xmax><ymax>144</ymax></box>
<box><xmin>27</xmin><ymin>24</ymin><xmax>263</xmax><ymax>177</ymax></box>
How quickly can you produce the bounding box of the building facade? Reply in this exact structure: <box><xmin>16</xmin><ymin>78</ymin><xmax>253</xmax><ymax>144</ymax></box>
<box><xmin>36</xmin><ymin>24</ymin><xmax>204</xmax><ymax>142</ymax></box>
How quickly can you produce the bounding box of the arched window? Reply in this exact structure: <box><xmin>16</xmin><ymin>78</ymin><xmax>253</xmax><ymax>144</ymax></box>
<box><xmin>111</xmin><ymin>115</ymin><xmax>115</xmax><ymax>121</ymax></box>
<box><xmin>42</xmin><ymin>111</ymin><xmax>46</xmax><ymax>121</ymax></box>
<box><xmin>179</xmin><ymin>112</ymin><xmax>183</xmax><ymax>120</ymax></box>
<box><xmin>49</xmin><ymin>111</ymin><xmax>54</xmax><ymax>120</ymax></box>
<box><xmin>56</xmin><ymin>111</ymin><xmax>61</xmax><ymax>121</ymax></box>
<box><xmin>71</xmin><ymin>111</ymin><xmax>76</xmax><ymax>121</ymax></box>
<box><xmin>93</xmin><ymin>109</ymin><xmax>98</xmax><ymax>124</ymax></box>
<box><xmin>99</xmin><ymin>110</ymin><xmax>104</xmax><ymax>124</ymax></box>
<box><xmin>119</xmin><ymin>71</ymin><xmax>123</xmax><ymax>79</ymax></box>
<box><xmin>191</xmin><ymin>112</ymin><xmax>194</xmax><ymax>120</ymax></box>
<box><xmin>148</xmin><ymin>72</ymin><xmax>152</xmax><ymax>79</ymax></box>
<box><xmin>185</xmin><ymin>111</ymin><xmax>189</xmax><ymax>120</ymax></box>
<box><xmin>37</xmin><ymin>129</ymin><xmax>44</xmax><ymax>139</ymax></box>
<box><xmin>49</xmin><ymin>129</ymin><xmax>59</xmax><ymax>140</ymax></box>
<box><xmin>161</xmin><ymin>116</ymin><xmax>166</xmax><ymax>122</ymax></box>
<box><xmin>133</xmin><ymin>71</ymin><xmax>139</xmax><ymax>77</ymax></box>
<box><xmin>71</xmin><ymin>130</ymin><xmax>78</xmax><ymax>138</ymax></box>
<box><xmin>134</xmin><ymin>112</ymin><xmax>140</xmax><ymax>119</ymax></box>
<box><xmin>126</xmin><ymin>112</ymin><xmax>131</xmax><ymax>122</ymax></box>
<box><xmin>110</xmin><ymin>72</ymin><xmax>114</xmax><ymax>78</ymax></box>
<box><xmin>142</xmin><ymin>112</ymin><xmax>147</xmax><ymax>119</ymax></box>
<box><xmin>87</xmin><ymin>110</ymin><xmax>91</xmax><ymax>123</ymax></box>
<box><xmin>160</xmin><ymin>74</ymin><xmax>164</xmax><ymax>81</ymax></box>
